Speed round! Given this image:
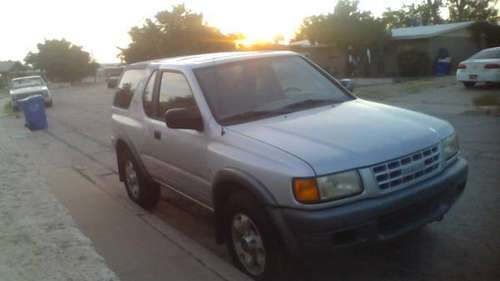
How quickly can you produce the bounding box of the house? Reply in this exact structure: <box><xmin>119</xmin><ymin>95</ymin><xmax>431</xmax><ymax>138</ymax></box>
<box><xmin>385</xmin><ymin>21</ymin><xmax>498</xmax><ymax>76</ymax></box>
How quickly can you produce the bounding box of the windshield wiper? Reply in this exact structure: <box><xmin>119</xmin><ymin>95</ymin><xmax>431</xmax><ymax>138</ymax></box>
<box><xmin>219</xmin><ymin>110</ymin><xmax>282</xmax><ymax>125</ymax></box>
<box><xmin>280</xmin><ymin>98</ymin><xmax>338</xmax><ymax>110</ymax></box>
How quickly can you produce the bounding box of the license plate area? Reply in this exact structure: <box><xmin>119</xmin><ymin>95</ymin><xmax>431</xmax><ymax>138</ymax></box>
<box><xmin>469</xmin><ymin>74</ymin><xmax>478</xmax><ymax>80</ymax></box>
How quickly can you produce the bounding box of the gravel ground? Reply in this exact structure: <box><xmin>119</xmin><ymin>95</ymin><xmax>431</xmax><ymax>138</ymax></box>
<box><xmin>0</xmin><ymin>120</ymin><xmax>119</xmax><ymax>281</ymax></box>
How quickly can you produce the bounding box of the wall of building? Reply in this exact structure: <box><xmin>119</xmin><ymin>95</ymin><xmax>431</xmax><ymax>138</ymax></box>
<box><xmin>429</xmin><ymin>29</ymin><xmax>479</xmax><ymax>68</ymax></box>
<box><xmin>290</xmin><ymin>46</ymin><xmax>346</xmax><ymax>77</ymax></box>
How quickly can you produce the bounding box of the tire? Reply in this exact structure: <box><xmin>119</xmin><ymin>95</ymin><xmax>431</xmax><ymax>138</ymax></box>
<box><xmin>121</xmin><ymin>148</ymin><xmax>160</xmax><ymax>209</ymax></box>
<box><xmin>463</xmin><ymin>82</ymin><xmax>476</xmax><ymax>88</ymax></box>
<box><xmin>46</xmin><ymin>100</ymin><xmax>53</xmax><ymax>108</ymax></box>
<box><xmin>224</xmin><ymin>192</ymin><xmax>291</xmax><ymax>281</ymax></box>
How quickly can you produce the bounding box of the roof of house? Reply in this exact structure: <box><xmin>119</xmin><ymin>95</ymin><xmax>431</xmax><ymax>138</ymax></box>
<box><xmin>391</xmin><ymin>21</ymin><xmax>474</xmax><ymax>40</ymax></box>
<box><xmin>0</xmin><ymin>61</ymin><xmax>18</xmax><ymax>72</ymax></box>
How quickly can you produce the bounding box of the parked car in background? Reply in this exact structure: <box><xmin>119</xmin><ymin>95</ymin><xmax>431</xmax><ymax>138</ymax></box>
<box><xmin>104</xmin><ymin>66</ymin><xmax>124</xmax><ymax>88</ymax></box>
<box><xmin>9</xmin><ymin>76</ymin><xmax>52</xmax><ymax>109</ymax></box>
<box><xmin>457</xmin><ymin>47</ymin><xmax>500</xmax><ymax>88</ymax></box>
<box><xmin>111</xmin><ymin>51</ymin><xmax>468</xmax><ymax>281</ymax></box>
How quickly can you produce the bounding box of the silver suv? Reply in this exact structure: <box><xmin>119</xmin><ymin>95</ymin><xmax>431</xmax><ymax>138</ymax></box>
<box><xmin>111</xmin><ymin>51</ymin><xmax>468</xmax><ymax>280</ymax></box>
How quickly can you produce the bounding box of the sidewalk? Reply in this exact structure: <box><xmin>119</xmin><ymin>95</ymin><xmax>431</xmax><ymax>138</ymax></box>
<box><xmin>0</xmin><ymin>120</ymin><xmax>119</xmax><ymax>281</ymax></box>
<box><xmin>0</xmin><ymin>116</ymin><xmax>250</xmax><ymax>281</ymax></box>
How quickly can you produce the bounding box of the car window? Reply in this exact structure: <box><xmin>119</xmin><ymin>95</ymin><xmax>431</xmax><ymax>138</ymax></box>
<box><xmin>118</xmin><ymin>69</ymin><xmax>145</xmax><ymax>90</ymax></box>
<box><xmin>143</xmin><ymin>71</ymin><xmax>157</xmax><ymax>117</ymax></box>
<box><xmin>470</xmin><ymin>49</ymin><xmax>500</xmax><ymax>60</ymax></box>
<box><xmin>113</xmin><ymin>68</ymin><xmax>146</xmax><ymax>109</ymax></box>
<box><xmin>157</xmin><ymin>72</ymin><xmax>197</xmax><ymax>118</ymax></box>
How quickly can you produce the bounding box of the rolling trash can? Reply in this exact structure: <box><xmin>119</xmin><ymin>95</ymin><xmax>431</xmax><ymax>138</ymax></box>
<box><xmin>18</xmin><ymin>95</ymin><xmax>48</xmax><ymax>130</ymax></box>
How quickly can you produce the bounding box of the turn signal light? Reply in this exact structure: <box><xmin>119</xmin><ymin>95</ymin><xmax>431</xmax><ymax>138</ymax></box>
<box><xmin>457</xmin><ymin>64</ymin><xmax>466</xmax><ymax>69</ymax></box>
<box><xmin>293</xmin><ymin>178</ymin><xmax>320</xmax><ymax>203</ymax></box>
<box><xmin>485</xmin><ymin>64</ymin><xmax>500</xmax><ymax>69</ymax></box>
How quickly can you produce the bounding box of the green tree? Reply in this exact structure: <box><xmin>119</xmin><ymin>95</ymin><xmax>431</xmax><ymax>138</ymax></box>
<box><xmin>296</xmin><ymin>0</ymin><xmax>386</xmax><ymax>49</ymax></box>
<box><xmin>447</xmin><ymin>0</ymin><xmax>498</xmax><ymax>22</ymax></box>
<box><xmin>382</xmin><ymin>0</ymin><xmax>444</xmax><ymax>29</ymax></box>
<box><xmin>25</xmin><ymin>39</ymin><xmax>98</xmax><ymax>82</ymax></box>
<box><xmin>119</xmin><ymin>4</ymin><xmax>236</xmax><ymax>63</ymax></box>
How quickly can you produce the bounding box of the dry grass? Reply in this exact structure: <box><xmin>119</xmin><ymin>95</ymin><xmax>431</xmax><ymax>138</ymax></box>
<box><xmin>355</xmin><ymin>76</ymin><xmax>455</xmax><ymax>100</ymax></box>
<box><xmin>1</xmin><ymin>99</ymin><xmax>14</xmax><ymax>117</ymax></box>
<box><xmin>473</xmin><ymin>95</ymin><xmax>500</xmax><ymax>106</ymax></box>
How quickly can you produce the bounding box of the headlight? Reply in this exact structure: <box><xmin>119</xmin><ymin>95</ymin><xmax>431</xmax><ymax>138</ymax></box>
<box><xmin>442</xmin><ymin>133</ymin><xmax>459</xmax><ymax>160</ymax></box>
<box><xmin>293</xmin><ymin>170</ymin><xmax>363</xmax><ymax>204</ymax></box>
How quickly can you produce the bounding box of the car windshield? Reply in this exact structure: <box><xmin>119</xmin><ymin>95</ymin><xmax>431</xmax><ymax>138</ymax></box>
<box><xmin>11</xmin><ymin>77</ymin><xmax>45</xmax><ymax>89</ymax></box>
<box><xmin>470</xmin><ymin>48</ymin><xmax>500</xmax><ymax>60</ymax></box>
<box><xmin>194</xmin><ymin>55</ymin><xmax>351</xmax><ymax>125</ymax></box>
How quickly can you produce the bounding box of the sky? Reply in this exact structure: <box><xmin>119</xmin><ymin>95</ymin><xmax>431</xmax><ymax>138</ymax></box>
<box><xmin>0</xmin><ymin>0</ymin><xmax>491</xmax><ymax>63</ymax></box>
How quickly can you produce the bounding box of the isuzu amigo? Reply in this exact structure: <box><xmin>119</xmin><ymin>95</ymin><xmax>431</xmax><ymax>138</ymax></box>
<box><xmin>111</xmin><ymin>51</ymin><xmax>468</xmax><ymax>280</ymax></box>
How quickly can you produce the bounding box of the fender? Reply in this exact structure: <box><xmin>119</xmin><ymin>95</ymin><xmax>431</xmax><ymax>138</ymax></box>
<box><xmin>213</xmin><ymin>168</ymin><xmax>278</xmax><ymax>207</ymax></box>
<box><xmin>212</xmin><ymin>168</ymin><xmax>301</xmax><ymax>257</ymax></box>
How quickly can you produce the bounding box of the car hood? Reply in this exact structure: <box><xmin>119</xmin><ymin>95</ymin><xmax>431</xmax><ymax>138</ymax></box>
<box><xmin>10</xmin><ymin>85</ymin><xmax>48</xmax><ymax>96</ymax></box>
<box><xmin>227</xmin><ymin>99</ymin><xmax>454</xmax><ymax>175</ymax></box>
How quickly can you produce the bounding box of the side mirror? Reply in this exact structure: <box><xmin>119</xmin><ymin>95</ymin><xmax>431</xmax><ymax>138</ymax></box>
<box><xmin>339</xmin><ymin>79</ymin><xmax>354</xmax><ymax>92</ymax></box>
<box><xmin>164</xmin><ymin>108</ymin><xmax>203</xmax><ymax>131</ymax></box>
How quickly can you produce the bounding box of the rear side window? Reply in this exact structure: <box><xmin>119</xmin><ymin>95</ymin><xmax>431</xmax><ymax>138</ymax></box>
<box><xmin>113</xmin><ymin>69</ymin><xmax>146</xmax><ymax>109</ymax></box>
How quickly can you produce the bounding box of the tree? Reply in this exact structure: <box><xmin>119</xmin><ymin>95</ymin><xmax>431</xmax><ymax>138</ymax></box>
<box><xmin>296</xmin><ymin>0</ymin><xmax>386</xmax><ymax>49</ymax></box>
<box><xmin>119</xmin><ymin>4</ymin><xmax>236</xmax><ymax>63</ymax></box>
<box><xmin>447</xmin><ymin>0</ymin><xmax>498</xmax><ymax>22</ymax></box>
<box><xmin>382</xmin><ymin>1</ymin><xmax>444</xmax><ymax>29</ymax></box>
<box><xmin>25</xmin><ymin>39</ymin><xmax>98</xmax><ymax>82</ymax></box>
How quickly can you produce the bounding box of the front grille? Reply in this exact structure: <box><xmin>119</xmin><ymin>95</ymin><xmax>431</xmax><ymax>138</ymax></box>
<box><xmin>372</xmin><ymin>144</ymin><xmax>441</xmax><ymax>191</ymax></box>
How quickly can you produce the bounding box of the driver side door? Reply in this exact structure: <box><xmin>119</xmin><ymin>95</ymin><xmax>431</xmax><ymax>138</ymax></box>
<box><xmin>148</xmin><ymin>70</ymin><xmax>211</xmax><ymax>206</ymax></box>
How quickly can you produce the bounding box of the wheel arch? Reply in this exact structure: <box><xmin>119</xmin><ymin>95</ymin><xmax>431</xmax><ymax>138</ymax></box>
<box><xmin>212</xmin><ymin>168</ymin><xmax>301</xmax><ymax>258</ymax></box>
<box><xmin>212</xmin><ymin>168</ymin><xmax>278</xmax><ymax>243</ymax></box>
<box><xmin>115</xmin><ymin>137</ymin><xmax>149</xmax><ymax>182</ymax></box>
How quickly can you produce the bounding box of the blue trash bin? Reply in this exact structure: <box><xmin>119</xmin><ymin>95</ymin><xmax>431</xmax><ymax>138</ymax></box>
<box><xmin>18</xmin><ymin>95</ymin><xmax>48</xmax><ymax>130</ymax></box>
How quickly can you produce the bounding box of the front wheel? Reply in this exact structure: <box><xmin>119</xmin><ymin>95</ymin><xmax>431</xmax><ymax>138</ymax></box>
<box><xmin>121</xmin><ymin>149</ymin><xmax>160</xmax><ymax>209</ymax></box>
<box><xmin>463</xmin><ymin>81</ymin><xmax>476</xmax><ymax>88</ymax></box>
<box><xmin>224</xmin><ymin>192</ymin><xmax>291</xmax><ymax>281</ymax></box>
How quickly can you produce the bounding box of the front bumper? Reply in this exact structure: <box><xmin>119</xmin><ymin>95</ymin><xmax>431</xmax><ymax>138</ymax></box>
<box><xmin>277</xmin><ymin>157</ymin><xmax>468</xmax><ymax>256</ymax></box>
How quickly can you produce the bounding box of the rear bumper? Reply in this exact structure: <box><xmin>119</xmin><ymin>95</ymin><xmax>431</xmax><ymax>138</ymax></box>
<box><xmin>457</xmin><ymin>70</ymin><xmax>500</xmax><ymax>82</ymax></box>
<box><xmin>277</xmin><ymin>157</ymin><xmax>468</xmax><ymax>256</ymax></box>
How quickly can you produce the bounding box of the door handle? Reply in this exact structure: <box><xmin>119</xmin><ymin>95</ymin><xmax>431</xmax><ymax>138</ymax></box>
<box><xmin>154</xmin><ymin>130</ymin><xmax>161</xmax><ymax>140</ymax></box>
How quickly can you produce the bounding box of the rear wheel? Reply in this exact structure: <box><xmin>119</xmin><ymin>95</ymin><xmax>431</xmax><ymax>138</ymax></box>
<box><xmin>463</xmin><ymin>82</ymin><xmax>476</xmax><ymax>88</ymax></box>
<box><xmin>121</xmin><ymin>149</ymin><xmax>160</xmax><ymax>209</ymax></box>
<box><xmin>224</xmin><ymin>192</ymin><xmax>290</xmax><ymax>281</ymax></box>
